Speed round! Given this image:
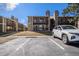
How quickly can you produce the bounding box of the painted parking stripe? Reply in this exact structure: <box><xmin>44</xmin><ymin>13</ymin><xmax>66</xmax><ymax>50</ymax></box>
<box><xmin>10</xmin><ymin>38</ymin><xmax>31</xmax><ymax>55</ymax></box>
<box><xmin>49</xmin><ymin>38</ymin><xmax>65</xmax><ymax>50</ymax></box>
<box><xmin>16</xmin><ymin>38</ymin><xmax>31</xmax><ymax>50</ymax></box>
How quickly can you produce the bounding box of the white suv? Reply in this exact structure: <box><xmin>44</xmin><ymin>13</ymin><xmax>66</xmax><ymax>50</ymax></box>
<box><xmin>52</xmin><ymin>25</ymin><xmax>79</xmax><ymax>44</ymax></box>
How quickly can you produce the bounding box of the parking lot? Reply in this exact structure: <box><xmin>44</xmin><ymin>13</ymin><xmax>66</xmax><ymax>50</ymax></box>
<box><xmin>0</xmin><ymin>36</ymin><xmax>79</xmax><ymax>56</ymax></box>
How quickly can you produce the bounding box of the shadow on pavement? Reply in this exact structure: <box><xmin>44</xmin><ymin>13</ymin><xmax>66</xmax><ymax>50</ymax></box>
<box><xmin>36</xmin><ymin>31</ymin><xmax>52</xmax><ymax>36</ymax></box>
<box><xmin>68</xmin><ymin>42</ymin><xmax>79</xmax><ymax>48</ymax></box>
<box><xmin>0</xmin><ymin>32</ymin><xmax>17</xmax><ymax>37</ymax></box>
<box><xmin>54</xmin><ymin>37</ymin><xmax>79</xmax><ymax>48</ymax></box>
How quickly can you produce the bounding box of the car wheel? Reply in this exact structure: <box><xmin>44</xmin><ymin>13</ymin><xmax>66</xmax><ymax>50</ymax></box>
<box><xmin>62</xmin><ymin>34</ymin><xmax>69</xmax><ymax>44</ymax></box>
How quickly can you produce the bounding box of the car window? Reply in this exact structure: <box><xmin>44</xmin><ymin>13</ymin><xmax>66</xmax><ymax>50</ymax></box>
<box><xmin>62</xmin><ymin>26</ymin><xmax>77</xmax><ymax>29</ymax></box>
<box><xmin>57</xmin><ymin>26</ymin><xmax>62</xmax><ymax>30</ymax></box>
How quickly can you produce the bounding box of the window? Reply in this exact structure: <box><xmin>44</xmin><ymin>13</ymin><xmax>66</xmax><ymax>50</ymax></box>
<box><xmin>39</xmin><ymin>25</ymin><xmax>42</xmax><ymax>27</ymax></box>
<box><xmin>33</xmin><ymin>19</ymin><xmax>37</xmax><ymax>23</ymax></box>
<box><xmin>39</xmin><ymin>19</ymin><xmax>43</xmax><ymax>22</ymax></box>
<box><xmin>39</xmin><ymin>18</ymin><xmax>44</xmax><ymax>22</ymax></box>
<box><xmin>33</xmin><ymin>17</ymin><xmax>37</xmax><ymax>23</ymax></box>
<box><xmin>38</xmin><ymin>25</ymin><xmax>43</xmax><ymax>31</ymax></box>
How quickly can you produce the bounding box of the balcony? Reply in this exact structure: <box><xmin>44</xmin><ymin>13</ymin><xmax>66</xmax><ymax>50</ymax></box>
<box><xmin>33</xmin><ymin>20</ymin><xmax>48</xmax><ymax>24</ymax></box>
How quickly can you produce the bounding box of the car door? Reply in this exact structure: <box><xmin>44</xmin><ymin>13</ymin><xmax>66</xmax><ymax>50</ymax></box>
<box><xmin>56</xmin><ymin>26</ymin><xmax>62</xmax><ymax>38</ymax></box>
<box><xmin>53</xmin><ymin>26</ymin><xmax>58</xmax><ymax>37</ymax></box>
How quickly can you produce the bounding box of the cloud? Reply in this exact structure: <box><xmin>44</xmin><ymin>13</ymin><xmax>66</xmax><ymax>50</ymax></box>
<box><xmin>6</xmin><ymin>3</ymin><xmax>19</xmax><ymax>11</ymax></box>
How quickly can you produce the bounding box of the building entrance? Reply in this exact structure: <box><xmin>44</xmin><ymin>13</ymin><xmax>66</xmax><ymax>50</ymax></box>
<box><xmin>50</xmin><ymin>19</ymin><xmax>55</xmax><ymax>31</ymax></box>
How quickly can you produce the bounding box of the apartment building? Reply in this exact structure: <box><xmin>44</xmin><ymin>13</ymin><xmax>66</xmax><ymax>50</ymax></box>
<box><xmin>28</xmin><ymin>10</ymin><xmax>79</xmax><ymax>32</ymax></box>
<box><xmin>0</xmin><ymin>16</ymin><xmax>26</xmax><ymax>33</ymax></box>
<box><xmin>28</xmin><ymin>16</ymin><xmax>50</xmax><ymax>32</ymax></box>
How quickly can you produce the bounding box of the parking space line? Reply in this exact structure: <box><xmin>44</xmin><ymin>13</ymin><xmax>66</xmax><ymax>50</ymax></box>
<box><xmin>48</xmin><ymin>38</ymin><xmax>65</xmax><ymax>50</ymax></box>
<box><xmin>16</xmin><ymin>38</ymin><xmax>31</xmax><ymax>50</ymax></box>
<box><xmin>10</xmin><ymin>38</ymin><xmax>31</xmax><ymax>55</ymax></box>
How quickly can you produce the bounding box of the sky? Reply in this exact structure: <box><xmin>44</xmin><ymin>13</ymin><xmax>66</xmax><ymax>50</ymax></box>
<box><xmin>0</xmin><ymin>3</ymin><xmax>68</xmax><ymax>26</ymax></box>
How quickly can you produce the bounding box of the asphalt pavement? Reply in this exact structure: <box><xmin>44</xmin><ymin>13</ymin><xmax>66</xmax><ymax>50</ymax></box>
<box><xmin>0</xmin><ymin>36</ymin><xmax>79</xmax><ymax>56</ymax></box>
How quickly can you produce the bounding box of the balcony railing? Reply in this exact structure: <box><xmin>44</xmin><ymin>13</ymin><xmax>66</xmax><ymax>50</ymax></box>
<box><xmin>33</xmin><ymin>20</ymin><xmax>48</xmax><ymax>24</ymax></box>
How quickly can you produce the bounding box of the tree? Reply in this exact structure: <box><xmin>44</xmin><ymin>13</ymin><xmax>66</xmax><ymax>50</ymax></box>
<box><xmin>62</xmin><ymin>3</ymin><xmax>79</xmax><ymax>16</ymax></box>
<box><xmin>62</xmin><ymin>3</ymin><xmax>79</xmax><ymax>22</ymax></box>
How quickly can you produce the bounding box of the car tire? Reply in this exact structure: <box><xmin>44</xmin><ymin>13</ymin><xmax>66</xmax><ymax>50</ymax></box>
<box><xmin>62</xmin><ymin>34</ymin><xmax>69</xmax><ymax>44</ymax></box>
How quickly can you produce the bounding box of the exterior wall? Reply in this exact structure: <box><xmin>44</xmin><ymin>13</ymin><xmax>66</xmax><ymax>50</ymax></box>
<box><xmin>28</xmin><ymin>16</ymin><xmax>33</xmax><ymax>31</ymax></box>
<box><xmin>2</xmin><ymin>17</ymin><xmax>6</xmax><ymax>32</ymax></box>
<box><xmin>0</xmin><ymin>16</ymin><xmax>26</xmax><ymax>32</ymax></box>
<box><xmin>28</xmin><ymin>16</ymin><xmax>50</xmax><ymax>32</ymax></box>
<box><xmin>48</xmin><ymin>16</ymin><xmax>50</xmax><ymax>31</ymax></box>
<box><xmin>28</xmin><ymin>10</ymin><xmax>79</xmax><ymax>32</ymax></box>
<box><xmin>15</xmin><ymin>19</ymin><xmax>18</xmax><ymax>32</ymax></box>
<box><xmin>58</xmin><ymin>16</ymin><xmax>78</xmax><ymax>27</ymax></box>
<box><xmin>53</xmin><ymin>10</ymin><xmax>59</xmax><ymax>26</ymax></box>
<box><xmin>0</xmin><ymin>17</ymin><xmax>3</xmax><ymax>32</ymax></box>
<box><xmin>77</xmin><ymin>20</ymin><xmax>79</xmax><ymax>28</ymax></box>
<box><xmin>0</xmin><ymin>16</ymin><xmax>6</xmax><ymax>32</ymax></box>
<box><xmin>18</xmin><ymin>23</ymin><xmax>25</xmax><ymax>31</ymax></box>
<box><xmin>6</xmin><ymin>18</ymin><xmax>16</xmax><ymax>32</ymax></box>
<box><xmin>58</xmin><ymin>17</ymin><xmax>73</xmax><ymax>25</ymax></box>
